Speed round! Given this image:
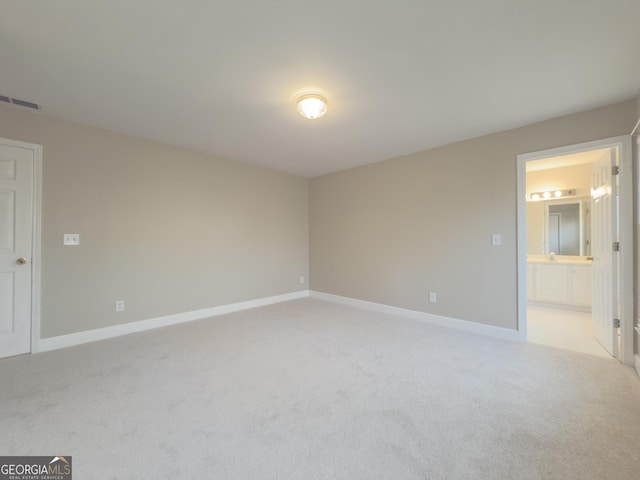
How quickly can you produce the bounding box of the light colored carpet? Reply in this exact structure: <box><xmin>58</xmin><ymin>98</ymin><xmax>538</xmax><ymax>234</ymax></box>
<box><xmin>1</xmin><ymin>298</ymin><xmax>639</xmax><ymax>479</ymax></box>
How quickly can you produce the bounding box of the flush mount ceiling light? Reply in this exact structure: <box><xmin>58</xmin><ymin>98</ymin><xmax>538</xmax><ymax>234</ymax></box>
<box><xmin>296</xmin><ymin>94</ymin><xmax>328</xmax><ymax>119</ymax></box>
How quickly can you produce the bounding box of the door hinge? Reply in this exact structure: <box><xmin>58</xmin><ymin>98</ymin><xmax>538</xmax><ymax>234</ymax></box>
<box><xmin>612</xmin><ymin>241</ymin><xmax>620</xmax><ymax>252</ymax></box>
<box><xmin>611</xmin><ymin>165</ymin><xmax>619</xmax><ymax>175</ymax></box>
<box><xmin>613</xmin><ymin>318</ymin><xmax>621</xmax><ymax>329</ymax></box>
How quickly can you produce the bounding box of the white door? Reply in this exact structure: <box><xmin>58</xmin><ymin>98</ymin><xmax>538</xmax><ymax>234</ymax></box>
<box><xmin>0</xmin><ymin>141</ymin><xmax>34</xmax><ymax>358</ymax></box>
<box><xmin>591</xmin><ymin>148</ymin><xmax>617</xmax><ymax>356</ymax></box>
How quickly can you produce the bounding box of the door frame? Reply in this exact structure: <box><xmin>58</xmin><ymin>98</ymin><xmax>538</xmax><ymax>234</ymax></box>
<box><xmin>516</xmin><ymin>135</ymin><xmax>634</xmax><ymax>365</ymax></box>
<box><xmin>0</xmin><ymin>137</ymin><xmax>42</xmax><ymax>355</ymax></box>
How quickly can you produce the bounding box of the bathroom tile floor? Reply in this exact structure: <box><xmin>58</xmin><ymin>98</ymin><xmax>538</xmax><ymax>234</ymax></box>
<box><xmin>527</xmin><ymin>304</ymin><xmax>611</xmax><ymax>359</ymax></box>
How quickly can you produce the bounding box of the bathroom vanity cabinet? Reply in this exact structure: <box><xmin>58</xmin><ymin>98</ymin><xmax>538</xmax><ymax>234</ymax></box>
<box><xmin>526</xmin><ymin>260</ymin><xmax>592</xmax><ymax>309</ymax></box>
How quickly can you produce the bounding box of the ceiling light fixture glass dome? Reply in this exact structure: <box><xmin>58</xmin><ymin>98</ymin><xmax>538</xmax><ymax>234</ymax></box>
<box><xmin>297</xmin><ymin>94</ymin><xmax>328</xmax><ymax>119</ymax></box>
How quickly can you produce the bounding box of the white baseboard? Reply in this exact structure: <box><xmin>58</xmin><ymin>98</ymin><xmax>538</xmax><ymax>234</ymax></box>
<box><xmin>309</xmin><ymin>290</ymin><xmax>519</xmax><ymax>342</ymax></box>
<box><xmin>35</xmin><ymin>289</ymin><xmax>521</xmax><ymax>353</ymax></box>
<box><xmin>36</xmin><ymin>290</ymin><xmax>309</xmax><ymax>353</ymax></box>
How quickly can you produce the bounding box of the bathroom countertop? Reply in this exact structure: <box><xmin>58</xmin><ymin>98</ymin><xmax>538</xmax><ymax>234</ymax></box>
<box><xmin>527</xmin><ymin>255</ymin><xmax>592</xmax><ymax>265</ymax></box>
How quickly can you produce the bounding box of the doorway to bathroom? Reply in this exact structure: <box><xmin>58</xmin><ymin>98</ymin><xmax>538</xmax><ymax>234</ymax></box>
<box><xmin>516</xmin><ymin>136</ymin><xmax>634</xmax><ymax>364</ymax></box>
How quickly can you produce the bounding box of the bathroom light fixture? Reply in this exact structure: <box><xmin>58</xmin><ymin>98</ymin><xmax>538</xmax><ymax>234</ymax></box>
<box><xmin>296</xmin><ymin>94</ymin><xmax>328</xmax><ymax>119</ymax></box>
<box><xmin>527</xmin><ymin>189</ymin><xmax>576</xmax><ymax>201</ymax></box>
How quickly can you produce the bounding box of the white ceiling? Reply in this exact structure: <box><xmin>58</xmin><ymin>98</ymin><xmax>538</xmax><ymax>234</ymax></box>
<box><xmin>1</xmin><ymin>1</ymin><xmax>639</xmax><ymax>177</ymax></box>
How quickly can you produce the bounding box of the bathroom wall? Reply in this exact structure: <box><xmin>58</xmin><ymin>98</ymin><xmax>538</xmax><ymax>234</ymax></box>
<box><xmin>526</xmin><ymin>163</ymin><xmax>592</xmax><ymax>197</ymax></box>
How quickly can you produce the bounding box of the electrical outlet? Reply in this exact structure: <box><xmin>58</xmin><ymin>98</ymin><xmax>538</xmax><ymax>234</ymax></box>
<box><xmin>491</xmin><ymin>234</ymin><xmax>502</xmax><ymax>246</ymax></box>
<box><xmin>429</xmin><ymin>292</ymin><xmax>437</xmax><ymax>303</ymax></box>
<box><xmin>299</xmin><ymin>276</ymin><xmax>305</xmax><ymax>285</ymax></box>
<box><xmin>115</xmin><ymin>300</ymin><xmax>125</xmax><ymax>312</ymax></box>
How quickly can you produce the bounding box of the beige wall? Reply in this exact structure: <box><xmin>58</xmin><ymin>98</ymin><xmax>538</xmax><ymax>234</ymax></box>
<box><xmin>310</xmin><ymin>100</ymin><xmax>636</xmax><ymax>330</ymax></box>
<box><xmin>0</xmin><ymin>104</ymin><xmax>308</xmax><ymax>338</ymax></box>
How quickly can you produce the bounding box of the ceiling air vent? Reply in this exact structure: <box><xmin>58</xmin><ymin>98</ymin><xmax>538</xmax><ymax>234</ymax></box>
<box><xmin>0</xmin><ymin>95</ymin><xmax>40</xmax><ymax>110</ymax></box>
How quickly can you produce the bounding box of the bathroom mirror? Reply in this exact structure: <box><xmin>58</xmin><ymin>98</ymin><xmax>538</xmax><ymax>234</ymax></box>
<box><xmin>526</xmin><ymin>198</ymin><xmax>590</xmax><ymax>256</ymax></box>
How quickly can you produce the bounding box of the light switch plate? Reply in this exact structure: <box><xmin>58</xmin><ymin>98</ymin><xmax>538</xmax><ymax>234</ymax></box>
<box><xmin>491</xmin><ymin>234</ymin><xmax>501</xmax><ymax>246</ymax></box>
<box><xmin>63</xmin><ymin>233</ymin><xmax>80</xmax><ymax>246</ymax></box>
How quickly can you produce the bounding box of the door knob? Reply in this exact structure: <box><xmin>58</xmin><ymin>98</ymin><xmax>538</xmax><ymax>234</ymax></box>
<box><xmin>16</xmin><ymin>258</ymin><xmax>28</xmax><ymax>265</ymax></box>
